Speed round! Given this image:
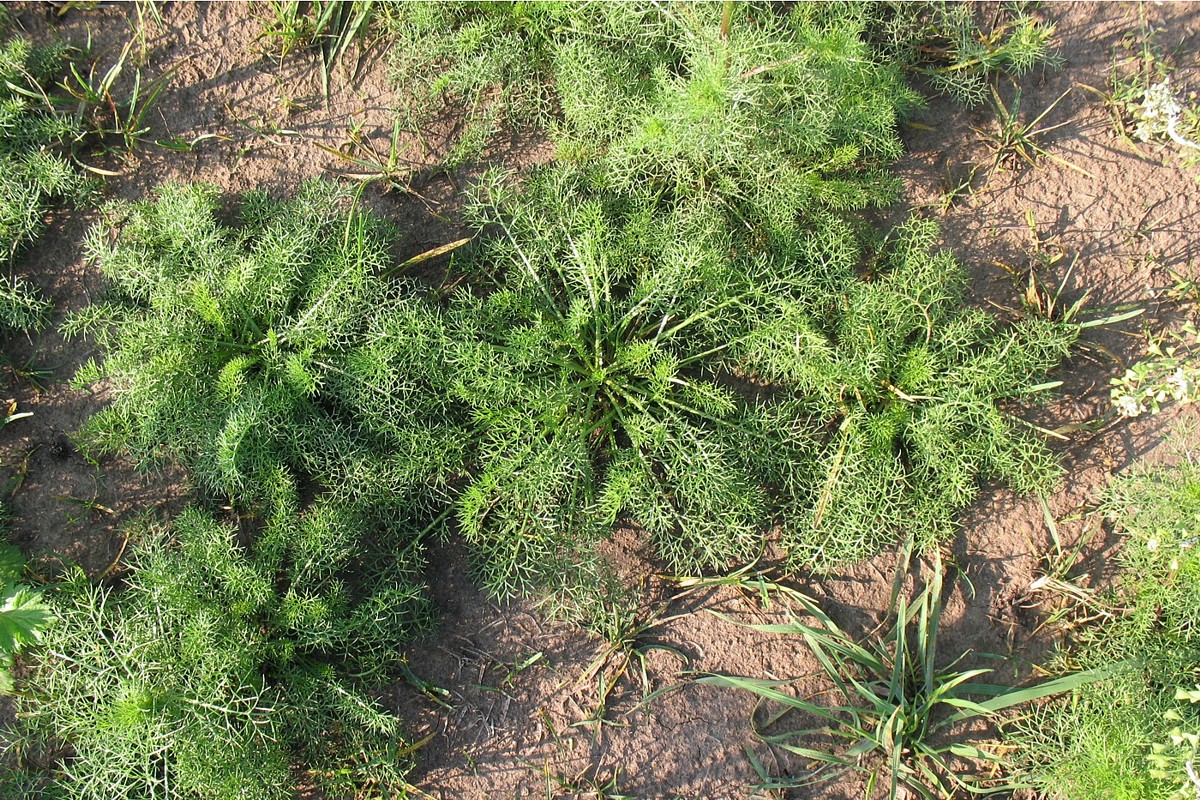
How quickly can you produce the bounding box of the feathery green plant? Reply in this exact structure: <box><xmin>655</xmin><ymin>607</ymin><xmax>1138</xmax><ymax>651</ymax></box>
<box><xmin>872</xmin><ymin>1</ymin><xmax>1062</xmax><ymax>106</ymax></box>
<box><xmin>59</xmin><ymin>3</ymin><xmax>1076</xmax><ymax>616</ymax></box>
<box><xmin>0</xmin><ymin>274</ymin><xmax>50</xmax><ymax>333</ymax></box>
<box><xmin>382</xmin><ymin>0</ymin><xmax>570</xmax><ymax>166</ymax></box>
<box><xmin>552</xmin><ymin>3</ymin><xmax>918</xmax><ymax>231</ymax></box>
<box><xmin>383</xmin><ymin>2</ymin><xmax>1058</xmax><ymax>174</ymax></box>
<box><xmin>14</xmin><ymin>176</ymin><xmax>447</xmax><ymax>791</ymax></box>
<box><xmin>0</xmin><ymin>35</ymin><xmax>87</xmax><ymax>260</ymax></box>
<box><xmin>371</xmin><ymin>168</ymin><xmax>1073</xmax><ymax>596</ymax></box>
<box><xmin>385</xmin><ymin>1</ymin><xmax>920</xmax><ymax>198</ymax></box>
<box><xmin>0</xmin><ymin>25</ymin><xmax>89</xmax><ymax>405</ymax></box>
<box><xmin>355</xmin><ymin>165</ymin><xmax>804</xmax><ymax>598</ymax></box>
<box><xmin>741</xmin><ymin>218</ymin><xmax>1076</xmax><ymax>567</ymax></box>
<box><xmin>0</xmin><ymin>149</ymin><xmax>55</xmax><ymax>695</ymax></box>
<box><xmin>63</xmin><ymin>181</ymin><xmax>455</xmax><ymax>509</ymax></box>
<box><xmin>367</xmin><ymin>2</ymin><xmax>1076</xmax><ymax>593</ymax></box>
<box><xmin>6</xmin><ymin>483</ymin><xmax>430</xmax><ymax>799</ymax></box>
<box><xmin>372</xmin><ymin>2</ymin><xmax>919</xmax><ymax>593</ymax></box>
<box><xmin>1009</xmin><ymin>451</ymin><xmax>1200</xmax><ymax>800</ymax></box>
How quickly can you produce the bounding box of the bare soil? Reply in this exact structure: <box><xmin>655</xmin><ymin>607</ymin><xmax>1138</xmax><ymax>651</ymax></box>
<box><xmin>1</xmin><ymin>2</ymin><xmax>1198</xmax><ymax>798</ymax></box>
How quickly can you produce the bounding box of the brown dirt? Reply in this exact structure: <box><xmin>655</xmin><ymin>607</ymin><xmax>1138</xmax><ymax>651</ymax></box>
<box><xmin>1</xmin><ymin>2</ymin><xmax>1198</xmax><ymax>799</ymax></box>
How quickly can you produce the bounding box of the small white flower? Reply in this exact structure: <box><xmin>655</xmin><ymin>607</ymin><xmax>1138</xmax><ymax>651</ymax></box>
<box><xmin>1137</xmin><ymin>80</ymin><xmax>1200</xmax><ymax>151</ymax></box>
<box><xmin>1169</xmin><ymin>368</ymin><xmax>1194</xmax><ymax>401</ymax></box>
<box><xmin>1117</xmin><ymin>394</ymin><xmax>1144</xmax><ymax>417</ymax></box>
<box><xmin>1148</xmin><ymin>537</ymin><xmax>1160</xmax><ymax>551</ymax></box>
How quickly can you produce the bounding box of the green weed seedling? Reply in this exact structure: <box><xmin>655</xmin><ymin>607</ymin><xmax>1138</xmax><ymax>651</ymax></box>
<box><xmin>975</xmin><ymin>84</ymin><xmax>1095</xmax><ymax>179</ymax></box>
<box><xmin>62</xmin><ymin>37</ymin><xmax>178</xmax><ymax>154</ymax></box>
<box><xmin>539</xmin><ymin>766</ymin><xmax>638</xmax><ymax>800</ymax></box>
<box><xmin>1148</xmin><ymin>686</ymin><xmax>1200</xmax><ymax>799</ymax></box>
<box><xmin>1024</xmin><ymin>498</ymin><xmax>1113</xmax><ymax>639</ymax></box>
<box><xmin>698</xmin><ymin>543</ymin><xmax>1103</xmax><ymax>799</ymax></box>
<box><xmin>994</xmin><ymin>210</ymin><xmax>1143</xmax><ymax>332</ymax></box>
<box><xmin>4</xmin><ymin>357</ymin><xmax>54</xmax><ymax>395</ymax></box>
<box><xmin>0</xmin><ymin>543</ymin><xmax>52</xmax><ymax>696</ymax></box>
<box><xmin>568</xmin><ymin>598</ymin><xmax>690</xmax><ymax>729</ymax></box>
<box><xmin>0</xmin><ymin>275</ymin><xmax>50</xmax><ymax>334</ymax></box>
<box><xmin>316</xmin><ymin>116</ymin><xmax>422</xmax><ymax>193</ymax></box>
<box><xmin>1110</xmin><ymin>320</ymin><xmax>1200</xmax><ymax>419</ymax></box>
<box><xmin>259</xmin><ymin>1</ymin><xmax>376</xmax><ymax>98</ymax></box>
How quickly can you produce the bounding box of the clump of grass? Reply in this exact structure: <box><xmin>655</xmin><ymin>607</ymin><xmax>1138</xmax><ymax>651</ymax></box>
<box><xmin>1008</xmin><ymin>450</ymin><xmax>1200</xmax><ymax>799</ymax></box>
<box><xmin>259</xmin><ymin>1</ymin><xmax>376</xmax><ymax>98</ymax></box>
<box><xmin>697</xmin><ymin>546</ymin><xmax>1100</xmax><ymax>799</ymax></box>
<box><xmin>974</xmin><ymin>84</ymin><xmax>1094</xmax><ymax>178</ymax></box>
<box><xmin>6</xmin><ymin>483</ymin><xmax>431</xmax><ymax>799</ymax></box>
<box><xmin>60</xmin><ymin>31</ymin><xmax>179</xmax><ymax>156</ymax></box>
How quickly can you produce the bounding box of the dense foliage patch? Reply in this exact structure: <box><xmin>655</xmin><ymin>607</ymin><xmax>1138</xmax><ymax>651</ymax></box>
<box><xmin>375</xmin><ymin>1</ymin><xmax>1075</xmax><ymax>581</ymax></box>
<box><xmin>0</xmin><ymin>2</ymin><xmax>1083</xmax><ymax>797</ymax></box>
<box><xmin>1011</xmin><ymin>454</ymin><xmax>1200</xmax><ymax>800</ymax></box>
<box><xmin>7</xmin><ymin>486</ymin><xmax>429</xmax><ymax>799</ymax></box>
<box><xmin>443</xmin><ymin>168</ymin><xmax>793</xmax><ymax>594</ymax></box>
<box><xmin>15</xmin><ymin>184</ymin><xmax>445</xmax><ymax>798</ymax></box>
<box><xmin>0</xmin><ymin>33</ymin><xmax>87</xmax><ymax>262</ymax></box>
<box><xmin>60</xmin><ymin>3</ymin><xmax>1075</xmax><ymax>599</ymax></box>
<box><xmin>385</xmin><ymin>2</ymin><xmax>1058</xmax><ymax>166</ymax></box>
<box><xmin>748</xmin><ymin>219</ymin><xmax>1074</xmax><ymax>564</ymax></box>
<box><xmin>64</xmin><ymin>181</ymin><xmax>457</xmax><ymax>510</ymax></box>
